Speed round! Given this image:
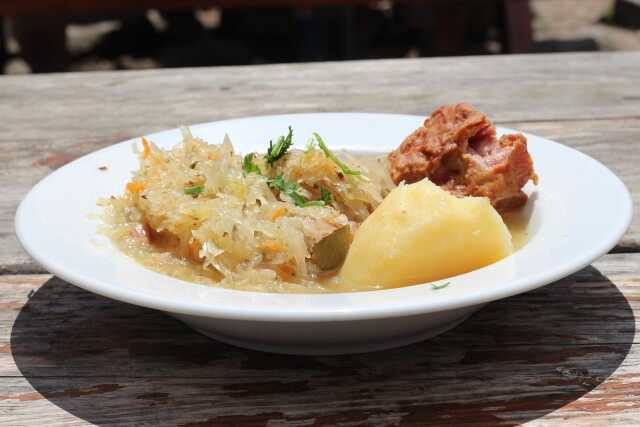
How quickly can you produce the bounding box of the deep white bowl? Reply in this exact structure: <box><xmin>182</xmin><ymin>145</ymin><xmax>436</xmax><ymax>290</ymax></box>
<box><xmin>15</xmin><ymin>113</ymin><xmax>632</xmax><ymax>354</ymax></box>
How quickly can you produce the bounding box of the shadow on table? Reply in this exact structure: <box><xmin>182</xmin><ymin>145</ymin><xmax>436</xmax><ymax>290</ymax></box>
<box><xmin>10</xmin><ymin>267</ymin><xmax>635</xmax><ymax>426</ymax></box>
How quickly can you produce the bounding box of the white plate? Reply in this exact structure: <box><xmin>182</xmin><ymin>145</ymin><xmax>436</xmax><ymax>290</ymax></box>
<box><xmin>15</xmin><ymin>113</ymin><xmax>632</xmax><ymax>355</ymax></box>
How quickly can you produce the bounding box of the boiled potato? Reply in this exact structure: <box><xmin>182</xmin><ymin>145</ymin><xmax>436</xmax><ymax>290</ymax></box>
<box><xmin>340</xmin><ymin>179</ymin><xmax>512</xmax><ymax>288</ymax></box>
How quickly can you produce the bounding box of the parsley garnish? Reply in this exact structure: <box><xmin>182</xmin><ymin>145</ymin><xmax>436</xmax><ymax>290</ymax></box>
<box><xmin>305</xmin><ymin>137</ymin><xmax>316</xmax><ymax>153</ymax></box>
<box><xmin>267</xmin><ymin>176</ymin><xmax>332</xmax><ymax>208</ymax></box>
<box><xmin>313</xmin><ymin>132</ymin><xmax>361</xmax><ymax>176</ymax></box>
<box><xmin>267</xmin><ymin>175</ymin><xmax>297</xmax><ymax>195</ymax></box>
<box><xmin>184</xmin><ymin>185</ymin><xmax>204</xmax><ymax>195</ymax></box>
<box><xmin>242</xmin><ymin>153</ymin><xmax>262</xmax><ymax>175</ymax></box>
<box><xmin>265</xmin><ymin>126</ymin><xmax>294</xmax><ymax>166</ymax></box>
<box><xmin>242</xmin><ymin>127</ymin><xmax>336</xmax><ymax>208</ymax></box>
<box><xmin>431</xmin><ymin>281</ymin><xmax>450</xmax><ymax>290</ymax></box>
<box><xmin>320</xmin><ymin>187</ymin><xmax>333</xmax><ymax>205</ymax></box>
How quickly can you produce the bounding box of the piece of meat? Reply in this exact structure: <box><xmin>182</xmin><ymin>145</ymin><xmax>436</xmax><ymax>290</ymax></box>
<box><xmin>388</xmin><ymin>103</ymin><xmax>538</xmax><ymax>210</ymax></box>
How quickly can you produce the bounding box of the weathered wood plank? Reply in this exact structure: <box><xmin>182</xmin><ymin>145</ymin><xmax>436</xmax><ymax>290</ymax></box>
<box><xmin>0</xmin><ymin>52</ymin><xmax>639</xmax><ymax>425</ymax></box>
<box><xmin>2</xmin><ymin>52</ymin><xmax>639</xmax><ymax>126</ymax></box>
<box><xmin>0</xmin><ymin>253</ymin><xmax>638</xmax><ymax>425</ymax></box>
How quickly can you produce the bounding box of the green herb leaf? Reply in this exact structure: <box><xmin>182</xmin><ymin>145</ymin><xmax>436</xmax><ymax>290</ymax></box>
<box><xmin>305</xmin><ymin>137</ymin><xmax>316</xmax><ymax>153</ymax></box>
<box><xmin>184</xmin><ymin>185</ymin><xmax>204</xmax><ymax>195</ymax></box>
<box><xmin>267</xmin><ymin>176</ymin><xmax>327</xmax><ymax>208</ymax></box>
<box><xmin>267</xmin><ymin>175</ymin><xmax>297</xmax><ymax>194</ymax></box>
<box><xmin>242</xmin><ymin>153</ymin><xmax>262</xmax><ymax>175</ymax></box>
<box><xmin>320</xmin><ymin>187</ymin><xmax>333</xmax><ymax>205</ymax></box>
<box><xmin>265</xmin><ymin>126</ymin><xmax>294</xmax><ymax>166</ymax></box>
<box><xmin>431</xmin><ymin>281</ymin><xmax>450</xmax><ymax>290</ymax></box>
<box><xmin>296</xmin><ymin>198</ymin><xmax>326</xmax><ymax>207</ymax></box>
<box><xmin>313</xmin><ymin>132</ymin><xmax>361</xmax><ymax>176</ymax></box>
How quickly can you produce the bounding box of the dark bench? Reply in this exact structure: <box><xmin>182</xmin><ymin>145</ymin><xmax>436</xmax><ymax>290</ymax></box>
<box><xmin>0</xmin><ymin>0</ymin><xmax>533</xmax><ymax>72</ymax></box>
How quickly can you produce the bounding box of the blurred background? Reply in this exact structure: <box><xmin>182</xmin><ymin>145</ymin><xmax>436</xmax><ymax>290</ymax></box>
<box><xmin>1</xmin><ymin>0</ymin><xmax>639</xmax><ymax>74</ymax></box>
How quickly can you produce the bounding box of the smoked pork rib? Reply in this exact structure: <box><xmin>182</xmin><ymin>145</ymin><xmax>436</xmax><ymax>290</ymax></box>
<box><xmin>388</xmin><ymin>103</ymin><xmax>538</xmax><ymax>210</ymax></box>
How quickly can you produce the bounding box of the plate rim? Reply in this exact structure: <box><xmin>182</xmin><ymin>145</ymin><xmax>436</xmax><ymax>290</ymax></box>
<box><xmin>15</xmin><ymin>112</ymin><xmax>634</xmax><ymax>322</ymax></box>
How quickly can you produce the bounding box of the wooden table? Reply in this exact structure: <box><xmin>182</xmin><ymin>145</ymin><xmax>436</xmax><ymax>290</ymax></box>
<box><xmin>0</xmin><ymin>52</ymin><xmax>638</xmax><ymax>425</ymax></box>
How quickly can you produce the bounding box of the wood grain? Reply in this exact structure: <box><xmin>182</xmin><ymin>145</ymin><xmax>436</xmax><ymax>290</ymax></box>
<box><xmin>1</xmin><ymin>52</ymin><xmax>639</xmax><ymax>425</ymax></box>
<box><xmin>1</xmin><ymin>52</ymin><xmax>639</xmax><ymax>272</ymax></box>
<box><xmin>0</xmin><ymin>253</ymin><xmax>638</xmax><ymax>425</ymax></box>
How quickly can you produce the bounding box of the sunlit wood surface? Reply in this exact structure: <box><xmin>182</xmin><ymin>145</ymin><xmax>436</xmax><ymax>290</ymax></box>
<box><xmin>0</xmin><ymin>52</ymin><xmax>638</xmax><ymax>425</ymax></box>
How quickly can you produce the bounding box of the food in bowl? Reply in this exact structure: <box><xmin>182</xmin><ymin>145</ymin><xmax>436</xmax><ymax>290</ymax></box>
<box><xmin>99</xmin><ymin>104</ymin><xmax>537</xmax><ymax>293</ymax></box>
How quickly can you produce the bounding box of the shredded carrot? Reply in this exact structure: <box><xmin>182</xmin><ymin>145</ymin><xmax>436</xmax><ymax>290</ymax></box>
<box><xmin>141</xmin><ymin>137</ymin><xmax>152</xmax><ymax>158</ymax></box>
<box><xmin>270</xmin><ymin>207</ymin><xmax>287</xmax><ymax>220</ymax></box>
<box><xmin>276</xmin><ymin>262</ymin><xmax>296</xmax><ymax>279</ymax></box>
<box><xmin>260</xmin><ymin>240</ymin><xmax>283</xmax><ymax>252</ymax></box>
<box><xmin>126</xmin><ymin>182</ymin><xmax>146</xmax><ymax>192</ymax></box>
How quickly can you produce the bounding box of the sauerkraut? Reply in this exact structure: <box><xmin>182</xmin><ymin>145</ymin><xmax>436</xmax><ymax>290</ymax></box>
<box><xmin>99</xmin><ymin>127</ymin><xmax>393</xmax><ymax>292</ymax></box>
